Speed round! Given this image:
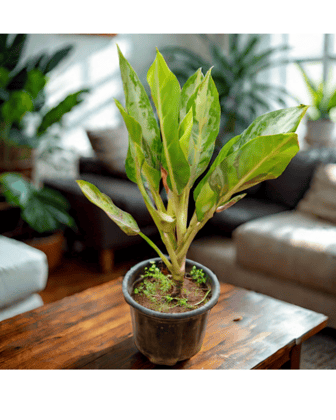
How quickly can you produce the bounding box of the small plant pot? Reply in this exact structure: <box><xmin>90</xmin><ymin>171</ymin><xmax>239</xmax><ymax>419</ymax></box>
<box><xmin>122</xmin><ymin>257</ymin><xmax>220</xmax><ymax>366</ymax></box>
<box><xmin>26</xmin><ymin>230</ymin><xmax>64</xmax><ymax>272</ymax></box>
<box><xmin>305</xmin><ymin>119</ymin><xmax>336</xmax><ymax>147</ymax></box>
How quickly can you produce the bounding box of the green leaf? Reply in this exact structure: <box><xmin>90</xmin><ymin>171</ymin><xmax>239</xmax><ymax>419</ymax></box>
<box><xmin>327</xmin><ymin>88</ymin><xmax>336</xmax><ymax>112</ymax></box>
<box><xmin>185</xmin><ymin>68</ymin><xmax>221</xmax><ymax>185</ymax></box>
<box><xmin>114</xmin><ymin>99</ymin><xmax>161</xmax><ymax>192</ymax></box>
<box><xmin>178</xmin><ymin>108</ymin><xmax>194</xmax><ymax>160</ymax></box>
<box><xmin>147</xmin><ymin>49</ymin><xmax>190</xmax><ymax>194</ymax></box>
<box><xmin>117</xmin><ymin>45</ymin><xmax>161</xmax><ymax>185</ymax></box>
<box><xmin>76</xmin><ymin>180</ymin><xmax>140</xmax><ymax>236</ymax></box>
<box><xmin>216</xmin><ymin>193</ymin><xmax>247</xmax><ymax>212</ymax></box>
<box><xmin>180</xmin><ymin>68</ymin><xmax>204</xmax><ymax>120</ymax></box>
<box><xmin>4</xmin><ymin>34</ymin><xmax>27</xmax><ymax>71</ymax></box>
<box><xmin>194</xmin><ymin>105</ymin><xmax>309</xmax><ymax>220</ymax></box>
<box><xmin>37</xmin><ymin>89</ymin><xmax>89</xmax><ymax>136</ymax></box>
<box><xmin>195</xmin><ymin>132</ymin><xmax>299</xmax><ymax>219</ymax></box>
<box><xmin>1</xmin><ymin>90</ymin><xmax>33</xmax><ymax>124</ymax></box>
<box><xmin>0</xmin><ymin>67</ymin><xmax>10</xmax><ymax>88</ymax></box>
<box><xmin>24</xmin><ymin>69</ymin><xmax>47</xmax><ymax>99</ymax></box>
<box><xmin>0</xmin><ymin>172</ymin><xmax>32</xmax><ymax>207</ymax></box>
<box><xmin>44</xmin><ymin>46</ymin><xmax>72</xmax><ymax>74</ymax></box>
<box><xmin>0</xmin><ymin>172</ymin><xmax>74</xmax><ymax>233</ymax></box>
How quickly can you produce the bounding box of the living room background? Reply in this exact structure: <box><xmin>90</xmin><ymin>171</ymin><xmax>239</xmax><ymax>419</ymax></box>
<box><xmin>22</xmin><ymin>33</ymin><xmax>336</xmax><ymax>180</ymax></box>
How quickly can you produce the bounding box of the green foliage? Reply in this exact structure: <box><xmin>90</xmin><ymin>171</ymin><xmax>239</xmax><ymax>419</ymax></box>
<box><xmin>161</xmin><ymin>34</ymin><xmax>293</xmax><ymax>146</ymax></box>
<box><xmin>297</xmin><ymin>63</ymin><xmax>336</xmax><ymax>121</ymax></box>
<box><xmin>0</xmin><ymin>172</ymin><xmax>75</xmax><ymax>234</ymax></box>
<box><xmin>37</xmin><ymin>89</ymin><xmax>89</xmax><ymax>136</ymax></box>
<box><xmin>0</xmin><ymin>34</ymin><xmax>89</xmax><ymax>149</ymax></box>
<box><xmin>77</xmin><ymin>46</ymin><xmax>308</xmax><ymax>296</ymax></box>
<box><xmin>190</xmin><ymin>266</ymin><xmax>207</xmax><ymax>284</ymax></box>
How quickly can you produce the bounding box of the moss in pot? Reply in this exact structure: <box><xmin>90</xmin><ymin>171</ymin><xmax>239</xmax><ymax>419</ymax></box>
<box><xmin>77</xmin><ymin>46</ymin><xmax>308</xmax><ymax>365</ymax></box>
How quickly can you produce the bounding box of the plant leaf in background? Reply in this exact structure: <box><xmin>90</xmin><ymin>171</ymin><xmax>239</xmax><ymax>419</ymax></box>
<box><xmin>0</xmin><ymin>34</ymin><xmax>89</xmax><ymax>154</ymax></box>
<box><xmin>76</xmin><ymin>180</ymin><xmax>140</xmax><ymax>236</ymax></box>
<box><xmin>36</xmin><ymin>89</ymin><xmax>89</xmax><ymax>136</ymax></box>
<box><xmin>162</xmin><ymin>34</ymin><xmax>292</xmax><ymax>147</ymax></box>
<box><xmin>194</xmin><ymin>105</ymin><xmax>309</xmax><ymax>219</ymax></box>
<box><xmin>24</xmin><ymin>69</ymin><xmax>47</xmax><ymax>99</ymax></box>
<box><xmin>0</xmin><ymin>172</ymin><xmax>75</xmax><ymax>233</ymax></box>
<box><xmin>147</xmin><ymin>49</ymin><xmax>190</xmax><ymax>194</ymax></box>
<box><xmin>297</xmin><ymin>63</ymin><xmax>336</xmax><ymax>121</ymax></box>
<box><xmin>1</xmin><ymin>90</ymin><xmax>33</xmax><ymax>124</ymax></box>
<box><xmin>0</xmin><ymin>34</ymin><xmax>27</xmax><ymax>72</ymax></box>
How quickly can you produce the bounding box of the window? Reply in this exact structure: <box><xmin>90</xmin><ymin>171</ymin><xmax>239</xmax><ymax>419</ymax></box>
<box><xmin>271</xmin><ymin>34</ymin><xmax>336</xmax><ymax>108</ymax></box>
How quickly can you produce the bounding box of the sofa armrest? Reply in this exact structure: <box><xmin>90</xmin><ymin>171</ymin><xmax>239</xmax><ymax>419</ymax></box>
<box><xmin>79</xmin><ymin>157</ymin><xmax>128</xmax><ymax>180</ymax></box>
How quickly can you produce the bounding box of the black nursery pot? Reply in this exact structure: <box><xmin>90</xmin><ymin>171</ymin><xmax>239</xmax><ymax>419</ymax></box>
<box><xmin>122</xmin><ymin>257</ymin><xmax>220</xmax><ymax>366</ymax></box>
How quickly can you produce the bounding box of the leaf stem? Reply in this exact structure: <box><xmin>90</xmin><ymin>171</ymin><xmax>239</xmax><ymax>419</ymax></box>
<box><xmin>138</xmin><ymin>231</ymin><xmax>172</xmax><ymax>271</ymax></box>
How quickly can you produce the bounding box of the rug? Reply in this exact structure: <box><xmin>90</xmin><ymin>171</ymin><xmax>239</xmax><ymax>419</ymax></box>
<box><xmin>300</xmin><ymin>327</ymin><xmax>336</xmax><ymax>369</ymax></box>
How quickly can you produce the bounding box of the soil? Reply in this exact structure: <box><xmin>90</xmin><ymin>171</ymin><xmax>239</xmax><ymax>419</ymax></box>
<box><xmin>131</xmin><ymin>273</ymin><xmax>211</xmax><ymax>314</ymax></box>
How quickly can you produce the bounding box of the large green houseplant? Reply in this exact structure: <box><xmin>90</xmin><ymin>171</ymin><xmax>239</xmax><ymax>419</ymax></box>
<box><xmin>297</xmin><ymin>63</ymin><xmax>336</xmax><ymax>146</ymax></box>
<box><xmin>0</xmin><ymin>34</ymin><xmax>88</xmax><ymax>174</ymax></box>
<box><xmin>161</xmin><ymin>34</ymin><xmax>292</xmax><ymax>147</ymax></box>
<box><xmin>77</xmin><ymin>46</ymin><xmax>308</xmax><ymax>365</ymax></box>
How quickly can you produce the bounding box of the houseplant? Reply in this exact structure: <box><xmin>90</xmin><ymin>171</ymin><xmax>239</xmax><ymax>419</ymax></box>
<box><xmin>0</xmin><ymin>171</ymin><xmax>75</xmax><ymax>271</ymax></box>
<box><xmin>0</xmin><ymin>34</ymin><xmax>89</xmax><ymax>177</ymax></box>
<box><xmin>161</xmin><ymin>34</ymin><xmax>293</xmax><ymax>148</ymax></box>
<box><xmin>77</xmin><ymin>46</ymin><xmax>308</xmax><ymax>365</ymax></box>
<box><xmin>297</xmin><ymin>63</ymin><xmax>336</xmax><ymax>146</ymax></box>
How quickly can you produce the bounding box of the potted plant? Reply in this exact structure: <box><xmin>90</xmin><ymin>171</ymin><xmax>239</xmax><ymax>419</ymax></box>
<box><xmin>0</xmin><ymin>171</ymin><xmax>75</xmax><ymax>271</ymax></box>
<box><xmin>76</xmin><ymin>46</ymin><xmax>308</xmax><ymax>366</ymax></box>
<box><xmin>161</xmin><ymin>34</ymin><xmax>293</xmax><ymax>148</ymax></box>
<box><xmin>297</xmin><ymin>63</ymin><xmax>336</xmax><ymax>146</ymax></box>
<box><xmin>0</xmin><ymin>34</ymin><xmax>89</xmax><ymax>178</ymax></box>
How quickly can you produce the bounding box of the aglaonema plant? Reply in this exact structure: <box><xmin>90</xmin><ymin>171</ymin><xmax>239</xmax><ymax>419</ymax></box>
<box><xmin>77</xmin><ymin>46</ymin><xmax>308</xmax><ymax>297</ymax></box>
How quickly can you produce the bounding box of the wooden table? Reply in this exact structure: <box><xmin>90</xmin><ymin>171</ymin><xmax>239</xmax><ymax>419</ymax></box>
<box><xmin>0</xmin><ymin>278</ymin><xmax>328</xmax><ymax>369</ymax></box>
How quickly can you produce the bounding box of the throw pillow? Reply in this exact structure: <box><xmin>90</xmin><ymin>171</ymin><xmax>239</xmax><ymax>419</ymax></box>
<box><xmin>296</xmin><ymin>163</ymin><xmax>336</xmax><ymax>223</ymax></box>
<box><xmin>86</xmin><ymin>127</ymin><xmax>129</xmax><ymax>177</ymax></box>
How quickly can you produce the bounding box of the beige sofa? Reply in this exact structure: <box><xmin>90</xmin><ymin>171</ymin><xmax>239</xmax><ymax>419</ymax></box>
<box><xmin>188</xmin><ymin>209</ymin><xmax>336</xmax><ymax>328</ymax></box>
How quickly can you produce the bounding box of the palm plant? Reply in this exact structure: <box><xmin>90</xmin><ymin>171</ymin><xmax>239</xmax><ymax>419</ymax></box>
<box><xmin>161</xmin><ymin>34</ymin><xmax>292</xmax><ymax>147</ymax></box>
<box><xmin>297</xmin><ymin>63</ymin><xmax>336</xmax><ymax>121</ymax></box>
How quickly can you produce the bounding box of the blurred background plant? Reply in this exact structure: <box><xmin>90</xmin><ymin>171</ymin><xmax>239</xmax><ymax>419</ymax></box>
<box><xmin>0</xmin><ymin>171</ymin><xmax>75</xmax><ymax>237</ymax></box>
<box><xmin>297</xmin><ymin>62</ymin><xmax>336</xmax><ymax>121</ymax></box>
<box><xmin>0</xmin><ymin>34</ymin><xmax>89</xmax><ymax>178</ymax></box>
<box><xmin>162</xmin><ymin>34</ymin><xmax>295</xmax><ymax>148</ymax></box>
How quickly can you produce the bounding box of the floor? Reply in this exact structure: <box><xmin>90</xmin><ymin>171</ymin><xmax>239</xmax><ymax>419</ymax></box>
<box><xmin>40</xmin><ymin>246</ymin><xmax>336</xmax><ymax>370</ymax></box>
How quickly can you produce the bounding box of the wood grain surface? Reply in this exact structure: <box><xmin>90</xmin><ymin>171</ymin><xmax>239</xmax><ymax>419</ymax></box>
<box><xmin>0</xmin><ymin>278</ymin><xmax>328</xmax><ymax>369</ymax></box>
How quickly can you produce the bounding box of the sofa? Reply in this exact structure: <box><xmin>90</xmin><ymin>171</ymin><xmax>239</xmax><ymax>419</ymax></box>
<box><xmin>188</xmin><ymin>148</ymin><xmax>336</xmax><ymax>328</ymax></box>
<box><xmin>0</xmin><ymin>235</ymin><xmax>48</xmax><ymax>322</ymax></box>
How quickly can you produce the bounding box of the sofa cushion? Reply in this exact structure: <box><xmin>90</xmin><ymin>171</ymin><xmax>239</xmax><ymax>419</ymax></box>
<box><xmin>234</xmin><ymin>210</ymin><xmax>336</xmax><ymax>296</ymax></box>
<box><xmin>86</xmin><ymin>127</ymin><xmax>128</xmax><ymax>177</ymax></box>
<box><xmin>262</xmin><ymin>147</ymin><xmax>336</xmax><ymax>208</ymax></box>
<box><xmin>297</xmin><ymin>163</ymin><xmax>336</xmax><ymax>223</ymax></box>
<box><xmin>208</xmin><ymin>197</ymin><xmax>289</xmax><ymax>235</ymax></box>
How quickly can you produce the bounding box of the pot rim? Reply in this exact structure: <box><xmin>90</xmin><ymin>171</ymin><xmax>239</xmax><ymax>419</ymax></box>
<box><xmin>122</xmin><ymin>257</ymin><xmax>220</xmax><ymax>320</ymax></box>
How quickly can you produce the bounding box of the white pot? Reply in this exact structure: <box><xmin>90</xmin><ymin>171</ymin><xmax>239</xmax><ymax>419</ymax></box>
<box><xmin>305</xmin><ymin>119</ymin><xmax>336</xmax><ymax>147</ymax></box>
